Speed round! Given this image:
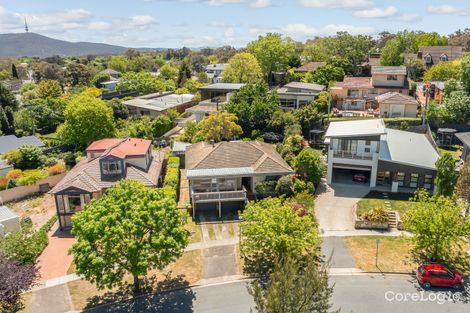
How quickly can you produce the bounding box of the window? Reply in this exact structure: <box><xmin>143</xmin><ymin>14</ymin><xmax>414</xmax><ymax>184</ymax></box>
<box><xmin>364</xmin><ymin>147</ymin><xmax>370</xmax><ymax>153</ymax></box>
<box><xmin>387</xmin><ymin>75</ymin><xmax>398</xmax><ymax>81</ymax></box>
<box><xmin>396</xmin><ymin>172</ymin><xmax>405</xmax><ymax>187</ymax></box>
<box><xmin>440</xmin><ymin>54</ymin><xmax>448</xmax><ymax>62</ymax></box>
<box><xmin>424</xmin><ymin>175</ymin><xmax>433</xmax><ymax>189</ymax></box>
<box><xmin>365</xmin><ymin>140</ymin><xmax>371</xmax><ymax>146</ymax></box>
<box><xmin>410</xmin><ymin>173</ymin><xmax>419</xmax><ymax>188</ymax></box>
<box><xmin>425</xmin><ymin>55</ymin><xmax>433</xmax><ymax>64</ymax></box>
<box><xmin>102</xmin><ymin>161</ymin><xmax>121</xmax><ymax>175</ymax></box>
<box><xmin>347</xmin><ymin>89</ymin><xmax>359</xmax><ymax>98</ymax></box>
<box><xmin>279</xmin><ymin>98</ymin><xmax>296</xmax><ymax>108</ymax></box>
<box><xmin>368</xmin><ymin>89</ymin><xmax>378</xmax><ymax>95</ymax></box>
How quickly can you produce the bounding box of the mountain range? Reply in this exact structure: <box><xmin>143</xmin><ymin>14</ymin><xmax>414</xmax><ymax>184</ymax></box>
<box><xmin>0</xmin><ymin>33</ymin><xmax>161</xmax><ymax>58</ymax></box>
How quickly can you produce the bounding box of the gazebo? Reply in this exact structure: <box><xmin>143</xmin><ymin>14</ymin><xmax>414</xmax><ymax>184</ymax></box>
<box><xmin>437</xmin><ymin>128</ymin><xmax>457</xmax><ymax>147</ymax></box>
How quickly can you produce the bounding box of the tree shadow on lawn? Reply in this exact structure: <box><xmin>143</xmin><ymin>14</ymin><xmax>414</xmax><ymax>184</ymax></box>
<box><xmin>84</xmin><ymin>273</ymin><xmax>196</xmax><ymax>313</ymax></box>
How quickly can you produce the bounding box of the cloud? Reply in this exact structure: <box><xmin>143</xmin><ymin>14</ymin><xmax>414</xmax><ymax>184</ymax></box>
<box><xmin>251</xmin><ymin>0</ymin><xmax>272</xmax><ymax>9</ymax></box>
<box><xmin>428</xmin><ymin>5</ymin><xmax>470</xmax><ymax>16</ymax></box>
<box><xmin>320</xmin><ymin>24</ymin><xmax>375</xmax><ymax>36</ymax></box>
<box><xmin>283</xmin><ymin>23</ymin><xmax>317</xmax><ymax>37</ymax></box>
<box><xmin>207</xmin><ymin>0</ymin><xmax>244</xmax><ymax>6</ymax></box>
<box><xmin>298</xmin><ymin>0</ymin><xmax>372</xmax><ymax>9</ymax></box>
<box><xmin>353</xmin><ymin>6</ymin><xmax>398</xmax><ymax>18</ymax></box>
<box><xmin>399</xmin><ymin>13</ymin><xmax>421</xmax><ymax>22</ymax></box>
<box><xmin>127</xmin><ymin>15</ymin><xmax>157</xmax><ymax>28</ymax></box>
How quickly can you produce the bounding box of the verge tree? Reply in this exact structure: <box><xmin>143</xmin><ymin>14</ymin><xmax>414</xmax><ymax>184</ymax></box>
<box><xmin>240</xmin><ymin>197</ymin><xmax>320</xmax><ymax>277</ymax></box>
<box><xmin>70</xmin><ymin>180</ymin><xmax>188</xmax><ymax>293</ymax></box>
<box><xmin>434</xmin><ymin>152</ymin><xmax>458</xmax><ymax>197</ymax></box>
<box><xmin>403</xmin><ymin>190</ymin><xmax>470</xmax><ymax>273</ymax></box>
<box><xmin>249</xmin><ymin>254</ymin><xmax>338</xmax><ymax>313</ymax></box>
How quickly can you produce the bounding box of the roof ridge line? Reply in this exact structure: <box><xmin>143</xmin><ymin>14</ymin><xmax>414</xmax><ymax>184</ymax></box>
<box><xmin>252</xmin><ymin>141</ymin><xmax>292</xmax><ymax>171</ymax></box>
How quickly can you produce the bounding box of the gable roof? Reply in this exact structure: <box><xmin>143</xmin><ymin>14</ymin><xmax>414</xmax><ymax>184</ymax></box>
<box><xmin>379</xmin><ymin>128</ymin><xmax>440</xmax><ymax>170</ymax></box>
<box><xmin>186</xmin><ymin>141</ymin><xmax>293</xmax><ymax>178</ymax></box>
<box><xmin>294</xmin><ymin>62</ymin><xmax>325</xmax><ymax>73</ymax></box>
<box><xmin>418</xmin><ymin>46</ymin><xmax>463</xmax><ymax>63</ymax></box>
<box><xmin>375</xmin><ymin>92</ymin><xmax>419</xmax><ymax>105</ymax></box>
<box><xmin>325</xmin><ymin>119</ymin><xmax>386</xmax><ymax>138</ymax></box>
<box><xmin>0</xmin><ymin>135</ymin><xmax>45</xmax><ymax>154</ymax></box>
<box><xmin>371</xmin><ymin>66</ymin><xmax>407</xmax><ymax>75</ymax></box>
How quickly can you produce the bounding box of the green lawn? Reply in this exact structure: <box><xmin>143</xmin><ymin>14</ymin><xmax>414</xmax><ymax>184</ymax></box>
<box><xmin>356</xmin><ymin>191</ymin><xmax>415</xmax><ymax>217</ymax></box>
<box><xmin>438</xmin><ymin>145</ymin><xmax>461</xmax><ymax>161</ymax></box>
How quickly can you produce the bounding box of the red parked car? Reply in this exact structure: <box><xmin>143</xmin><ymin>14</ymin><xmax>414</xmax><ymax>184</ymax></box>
<box><xmin>416</xmin><ymin>264</ymin><xmax>464</xmax><ymax>290</ymax></box>
<box><xmin>352</xmin><ymin>173</ymin><xmax>368</xmax><ymax>183</ymax></box>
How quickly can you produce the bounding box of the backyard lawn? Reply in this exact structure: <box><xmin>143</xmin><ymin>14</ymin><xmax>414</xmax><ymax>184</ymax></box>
<box><xmin>438</xmin><ymin>145</ymin><xmax>461</xmax><ymax>161</ymax></box>
<box><xmin>344</xmin><ymin>236</ymin><xmax>416</xmax><ymax>273</ymax></box>
<box><xmin>356</xmin><ymin>191</ymin><xmax>415</xmax><ymax>217</ymax></box>
<box><xmin>7</xmin><ymin>193</ymin><xmax>56</xmax><ymax>230</ymax></box>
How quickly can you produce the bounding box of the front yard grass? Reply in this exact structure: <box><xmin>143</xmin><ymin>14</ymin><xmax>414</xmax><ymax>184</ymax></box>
<box><xmin>356</xmin><ymin>191</ymin><xmax>415</xmax><ymax>217</ymax></box>
<box><xmin>344</xmin><ymin>236</ymin><xmax>416</xmax><ymax>273</ymax></box>
<box><xmin>438</xmin><ymin>145</ymin><xmax>461</xmax><ymax>161</ymax></box>
<box><xmin>183</xmin><ymin>212</ymin><xmax>202</xmax><ymax>244</ymax></box>
<box><xmin>67</xmin><ymin>249</ymin><xmax>202</xmax><ymax>311</ymax></box>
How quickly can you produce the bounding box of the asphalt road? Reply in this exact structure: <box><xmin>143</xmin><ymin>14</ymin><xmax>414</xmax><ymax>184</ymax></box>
<box><xmin>87</xmin><ymin>274</ymin><xmax>470</xmax><ymax>313</ymax></box>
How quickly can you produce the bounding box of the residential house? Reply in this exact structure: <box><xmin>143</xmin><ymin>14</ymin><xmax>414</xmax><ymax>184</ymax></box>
<box><xmin>0</xmin><ymin>205</ymin><xmax>20</xmax><ymax>237</ymax></box>
<box><xmin>205</xmin><ymin>64</ymin><xmax>226</xmax><ymax>83</ymax></box>
<box><xmin>294</xmin><ymin>62</ymin><xmax>325</xmax><ymax>73</ymax></box>
<box><xmin>0</xmin><ymin>135</ymin><xmax>45</xmax><ymax>154</ymax></box>
<box><xmin>49</xmin><ymin>138</ymin><xmax>164</xmax><ymax>230</ymax></box>
<box><xmin>123</xmin><ymin>92</ymin><xmax>194</xmax><ymax>118</ymax></box>
<box><xmin>418</xmin><ymin>46</ymin><xmax>463</xmax><ymax>67</ymax></box>
<box><xmin>277</xmin><ymin>82</ymin><xmax>325</xmax><ymax>110</ymax></box>
<box><xmin>359</xmin><ymin>52</ymin><xmax>381</xmax><ymax>75</ymax></box>
<box><xmin>100</xmin><ymin>69</ymin><xmax>121</xmax><ymax>80</ymax></box>
<box><xmin>1</xmin><ymin>80</ymin><xmax>23</xmax><ymax>95</ymax></box>
<box><xmin>330</xmin><ymin>66</ymin><xmax>409</xmax><ymax>111</ymax></box>
<box><xmin>375</xmin><ymin>92</ymin><xmax>418</xmax><ymax>118</ymax></box>
<box><xmin>186</xmin><ymin>83</ymin><xmax>245</xmax><ymax>121</ymax></box>
<box><xmin>100</xmin><ymin>80</ymin><xmax>119</xmax><ymax>92</ymax></box>
<box><xmin>416</xmin><ymin>81</ymin><xmax>445</xmax><ymax>104</ymax></box>
<box><xmin>325</xmin><ymin>119</ymin><xmax>439</xmax><ymax>193</ymax></box>
<box><xmin>186</xmin><ymin>141</ymin><xmax>294</xmax><ymax>218</ymax></box>
<box><xmin>455</xmin><ymin>132</ymin><xmax>470</xmax><ymax>161</ymax></box>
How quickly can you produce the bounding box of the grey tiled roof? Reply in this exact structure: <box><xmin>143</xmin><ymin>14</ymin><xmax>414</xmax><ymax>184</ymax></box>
<box><xmin>371</xmin><ymin>66</ymin><xmax>407</xmax><ymax>75</ymax></box>
<box><xmin>0</xmin><ymin>135</ymin><xmax>45</xmax><ymax>154</ymax></box>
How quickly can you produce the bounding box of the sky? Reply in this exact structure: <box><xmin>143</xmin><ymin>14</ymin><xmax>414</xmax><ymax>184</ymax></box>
<box><xmin>0</xmin><ymin>0</ymin><xmax>470</xmax><ymax>48</ymax></box>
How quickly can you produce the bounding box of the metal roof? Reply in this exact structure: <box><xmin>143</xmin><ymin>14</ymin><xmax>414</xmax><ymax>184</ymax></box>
<box><xmin>172</xmin><ymin>141</ymin><xmax>192</xmax><ymax>153</ymax></box>
<box><xmin>199</xmin><ymin>83</ymin><xmax>245</xmax><ymax>91</ymax></box>
<box><xmin>371</xmin><ymin>66</ymin><xmax>407</xmax><ymax>75</ymax></box>
<box><xmin>325</xmin><ymin>119</ymin><xmax>386</xmax><ymax>138</ymax></box>
<box><xmin>187</xmin><ymin>167</ymin><xmax>255</xmax><ymax>178</ymax></box>
<box><xmin>455</xmin><ymin>132</ymin><xmax>470</xmax><ymax>147</ymax></box>
<box><xmin>0</xmin><ymin>206</ymin><xmax>18</xmax><ymax>222</ymax></box>
<box><xmin>0</xmin><ymin>135</ymin><xmax>45</xmax><ymax>154</ymax></box>
<box><xmin>379</xmin><ymin>128</ymin><xmax>440</xmax><ymax>170</ymax></box>
<box><xmin>124</xmin><ymin>94</ymin><xmax>194</xmax><ymax>112</ymax></box>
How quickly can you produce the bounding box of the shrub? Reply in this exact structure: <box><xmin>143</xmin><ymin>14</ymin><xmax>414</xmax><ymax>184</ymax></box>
<box><xmin>0</xmin><ymin>176</ymin><xmax>7</xmax><ymax>191</ymax></box>
<box><xmin>254</xmin><ymin>181</ymin><xmax>277</xmax><ymax>196</ymax></box>
<box><xmin>47</xmin><ymin>164</ymin><xmax>66</xmax><ymax>176</ymax></box>
<box><xmin>275</xmin><ymin>175</ymin><xmax>294</xmax><ymax>197</ymax></box>
<box><xmin>6</xmin><ymin>169</ymin><xmax>22</xmax><ymax>180</ymax></box>
<box><xmin>3</xmin><ymin>150</ymin><xmax>21</xmax><ymax>166</ymax></box>
<box><xmin>292</xmin><ymin>149</ymin><xmax>326</xmax><ymax>184</ymax></box>
<box><xmin>291</xmin><ymin>191</ymin><xmax>315</xmax><ymax>212</ymax></box>
<box><xmin>167</xmin><ymin>156</ymin><xmax>180</xmax><ymax>169</ymax></box>
<box><xmin>360</xmin><ymin>207</ymin><xmax>389</xmax><ymax>224</ymax></box>
<box><xmin>164</xmin><ymin>168</ymin><xmax>179</xmax><ymax>189</ymax></box>
<box><xmin>163</xmin><ymin>155</ymin><xmax>180</xmax><ymax>201</ymax></box>
<box><xmin>16</xmin><ymin>170</ymin><xmax>48</xmax><ymax>186</ymax></box>
<box><xmin>163</xmin><ymin>186</ymin><xmax>177</xmax><ymax>200</ymax></box>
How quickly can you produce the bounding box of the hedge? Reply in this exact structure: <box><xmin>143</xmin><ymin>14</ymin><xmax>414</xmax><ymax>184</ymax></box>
<box><xmin>163</xmin><ymin>155</ymin><xmax>180</xmax><ymax>200</ymax></box>
<box><xmin>16</xmin><ymin>170</ymin><xmax>48</xmax><ymax>186</ymax></box>
<box><xmin>167</xmin><ymin>156</ymin><xmax>180</xmax><ymax>169</ymax></box>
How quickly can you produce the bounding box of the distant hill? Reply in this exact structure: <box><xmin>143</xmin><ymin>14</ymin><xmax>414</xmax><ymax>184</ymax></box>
<box><xmin>0</xmin><ymin>33</ymin><xmax>162</xmax><ymax>58</ymax></box>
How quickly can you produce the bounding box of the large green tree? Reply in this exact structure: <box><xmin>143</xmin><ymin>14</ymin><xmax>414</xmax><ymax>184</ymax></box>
<box><xmin>442</xmin><ymin>91</ymin><xmax>470</xmax><ymax>124</ymax></box>
<box><xmin>460</xmin><ymin>53</ymin><xmax>470</xmax><ymax>93</ymax></box>
<box><xmin>71</xmin><ymin>180</ymin><xmax>188</xmax><ymax>293</ymax></box>
<box><xmin>247</xmin><ymin>33</ymin><xmax>295</xmax><ymax>84</ymax></box>
<box><xmin>423</xmin><ymin>61</ymin><xmax>461</xmax><ymax>82</ymax></box>
<box><xmin>117</xmin><ymin>72</ymin><xmax>172</xmax><ymax>95</ymax></box>
<box><xmin>303</xmin><ymin>64</ymin><xmax>344</xmax><ymax>86</ymax></box>
<box><xmin>380</xmin><ymin>37</ymin><xmax>403</xmax><ymax>66</ymax></box>
<box><xmin>0</xmin><ymin>83</ymin><xmax>18</xmax><ymax>135</ymax></box>
<box><xmin>58</xmin><ymin>95</ymin><xmax>115</xmax><ymax>148</ymax></box>
<box><xmin>240</xmin><ymin>197</ymin><xmax>320</xmax><ymax>276</ymax></box>
<box><xmin>413</xmin><ymin>32</ymin><xmax>448</xmax><ymax>52</ymax></box>
<box><xmin>223</xmin><ymin>52</ymin><xmax>263</xmax><ymax>84</ymax></box>
<box><xmin>197</xmin><ymin>112</ymin><xmax>242</xmax><ymax>142</ymax></box>
<box><xmin>434</xmin><ymin>153</ymin><xmax>458</xmax><ymax>197</ymax></box>
<box><xmin>249</xmin><ymin>254</ymin><xmax>338</xmax><ymax>313</ymax></box>
<box><xmin>403</xmin><ymin>191</ymin><xmax>470</xmax><ymax>273</ymax></box>
<box><xmin>293</xmin><ymin>104</ymin><xmax>323</xmax><ymax>136</ymax></box>
<box><xmin>36</xmin><ymin>79</ymin><xmax>63</xmax><ymax>99</ymax></box>
<box><xmin>65</xmin><ymin>63</ymin><xmax>91</xmax><ymax>86</ymax></box>
<box><xmin>225</xmin><ymin>82</ymin><xmax>279</xmax><ymax>137</ymax></box>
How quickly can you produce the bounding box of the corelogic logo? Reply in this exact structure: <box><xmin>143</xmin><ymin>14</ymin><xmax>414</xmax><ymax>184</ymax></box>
<box><xmin>385</xmin><ymin>291</ymin><xmax>464</xmax><ymax>305</ymax></box>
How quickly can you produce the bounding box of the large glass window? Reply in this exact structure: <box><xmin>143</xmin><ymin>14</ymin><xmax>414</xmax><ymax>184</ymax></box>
<box><xmin>280</xmin><ymin>98</ymin><xmax>296</xmax><ymax>108</ymax></box>
<box><xmin>424</xmin><ymin>175</ymin><xmax>433</xmax><ymax>189</ymax></box>
<box><xmin>396</xmin><ymin>172</ymin><xmax>405</xmax><ymax>187</ymax></box>
<box><xmin>410</xmin><ymin>173</ymin><xmax>419</xmax><ymax>188</ymax></box>
<box><xmin>347</xmin><ymin>89</ymin><xmax>360</xmax><ymax>98</ymax></box>
<box><xmin>387</xmin><ymin>75</ymin><xmax>398</xmax><ymax>81</ymax></box>
<box><xmin>102</xmin><ymin>161</ymin><xmax>121</xmax><ymax>175</ymax></box>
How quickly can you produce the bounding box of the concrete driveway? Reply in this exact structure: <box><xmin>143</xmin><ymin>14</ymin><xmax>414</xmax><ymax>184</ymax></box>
<box><xmin>315</xmin><ymin>182</ymin><xmax>370</xmax><ymax>232</ymax></box>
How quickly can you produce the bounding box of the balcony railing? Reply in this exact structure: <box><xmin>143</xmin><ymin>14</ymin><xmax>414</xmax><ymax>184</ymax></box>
<box><xmin>191</xmin><ymin>186</ymin><xmax>247</xmax><ymax>203</ymax></box>
<box><xmin>333</xmin><ymin>150</ymin><xmax>373</xmax><ymax>160</ymax></box>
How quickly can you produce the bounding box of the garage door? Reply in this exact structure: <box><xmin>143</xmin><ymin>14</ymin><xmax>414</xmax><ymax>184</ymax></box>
<box><xmin>332</xmin><ymin>167</ymin><xmax>371</xmax><ymax>185</ymax></box>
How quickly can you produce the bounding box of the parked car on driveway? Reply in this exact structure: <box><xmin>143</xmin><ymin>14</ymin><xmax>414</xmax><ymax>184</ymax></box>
<box><xmin>416</xmin><ymin>264</ymin><xmax>464</xmax><ymax>290</ymax></box>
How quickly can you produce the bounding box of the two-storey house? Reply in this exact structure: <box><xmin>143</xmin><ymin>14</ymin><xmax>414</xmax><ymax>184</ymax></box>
<box><xmin>277</xmin><ymin>82</ymin><xmax>325</xmax><ymax>110</ymax></box>
<box><xmin>330</xmin><ymin>66</ymin><xmax>409</xmax><ymax>112</ymax></box>
<box><xmin>205</xmin><ymin>64</ymin><xmax>226</xmax><ymax>83</ymax></box>
<box><xmin>50</xmin><ymin>138</ymin><xmax>164</xmax><ymax>230</ymax></box>
<box><xmin>325</xmin><ymin>119</ymin><xmax>440</xmax><ymax>193</ymax></box>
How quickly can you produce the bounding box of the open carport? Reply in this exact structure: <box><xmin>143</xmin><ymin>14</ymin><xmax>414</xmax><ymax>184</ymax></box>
<box><xmin>331</xmin><ymin>166</ymin><xmax>371</xmax><ymax>186</ymax></box>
